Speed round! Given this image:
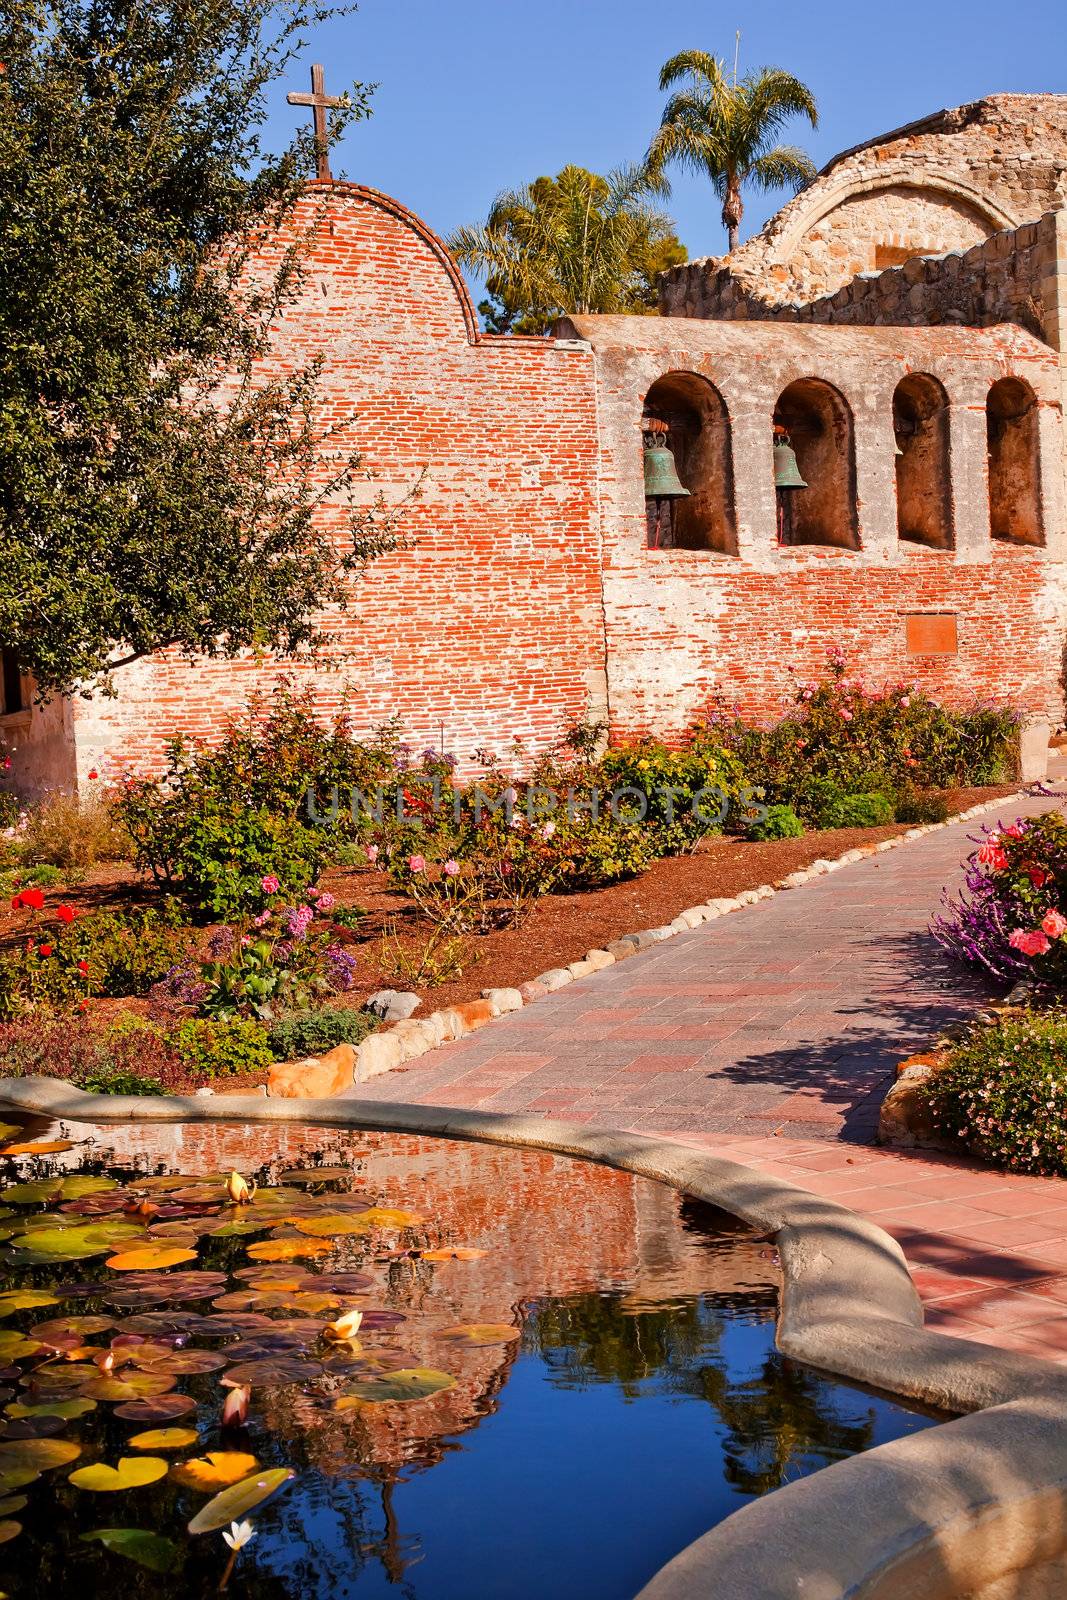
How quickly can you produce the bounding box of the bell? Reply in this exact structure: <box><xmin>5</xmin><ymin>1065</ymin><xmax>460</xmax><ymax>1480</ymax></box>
<box><xmin>643</xmin><ymin>436</ymin><xmax>691</xmax><ymax>500</ymax></box>
<box><xmin>773</xmin><ymin>437</ymin><xmax>807</xmax><ymax>489</ymax></box>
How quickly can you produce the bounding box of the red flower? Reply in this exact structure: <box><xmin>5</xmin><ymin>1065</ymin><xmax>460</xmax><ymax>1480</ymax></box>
<box><xmin>10</xmin><ymin>894</ymin><xmax>20</xmax><ymax>910</ymax></box>
<box><xmin>15</xmin><ymin>887</ymin><xmax>45</xmax><ymax>911</ymax></box>
<box><xmin>1029</xmin><ymin>867</ymin><xmax>1053</xmax><ymax>890</ymax></box>
<box><xmin>87</xmin><ymin>768</ymin><xmax>99</xmax><ymax>780</ymax></box>
<box><xmin>77</xmin><ymin>959</ymin><xmax>89</xmax><ymax>976</ymax></box>
<box><xmin>38</xmin><ymin>943</ymin><xmax>52</xmax><ymax>957</ymax></box>
<box><xmin>56</xmin><ymin>904</ymin><xmax>76</xmax><ymax>923</ymax></box>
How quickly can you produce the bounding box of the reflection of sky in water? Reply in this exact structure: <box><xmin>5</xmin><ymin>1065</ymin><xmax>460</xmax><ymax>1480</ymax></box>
<box><xmin>0</xmin><ymin>1123</ymin><xmax>935</xmax><ymax>1599</ymax></box>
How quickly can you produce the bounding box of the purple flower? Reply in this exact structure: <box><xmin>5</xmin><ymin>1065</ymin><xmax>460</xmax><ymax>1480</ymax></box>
<box><xmin>324</xmin><ymin>944</ymin><xmax>358</xmax><ymax>992</ymax></box>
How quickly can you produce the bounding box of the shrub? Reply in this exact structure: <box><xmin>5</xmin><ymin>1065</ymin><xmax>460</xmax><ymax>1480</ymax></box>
<box><xmin>598</xmin><ymin>738</ymin><xmax>752</xmax><ymax>849</ymax></box>
<box><xmin>0</xmin><ymin>1014</ymin><xmax>183</xmax><ymax>1094</ymax></box>
<box><xmin>895</xmin><ymin>788</ymin><xmax>950</xmax><ymax>825</ymax></box>
<box><xmin>0</xmin><ymin>899</ymin><xmax>193</xmax><ymax>1016</ymax></box>
<box><xmin>832</xmin><ymin>792</ymin><xmax>895</xmax><ymax>828</ymax></box>
<box><xmin>18</xmin><ymin>792</ymin><xmax>130</xmax><ymax>870</ymax></box>
<box><xmin>933</xmin><ymin>810</ymin><xmax>1067</xmax><ymax>986</ymax></box>
<box><xmin>169</xmin><ymin>1017</ymin><xmax>274</xmax><ymax>1077</ymax></box>
<box><xmin>923</xmin><ymin>1012</ymin><xmax>1067</xmax><ymax>1175</ymax></box>
<box><xmin>0</xmin><ymin>863</ymin><xmax>64</xmax><ymax>895</ymax></box>
<box><xmin>0</xmin><ymin>792</ymin><xmax>20</xmax><ymax>830</ymax></box>
<box><xmin>266</xmin><ymin>1005</ymin><xmax>378</xmax><ymax>1061</ymax></box>
<box><xmin>747</xmin><ymin>804</ymin><xmax>804</xmax><ymax>841</ymax></box>
<box><xmin>190</xmin><ymin>895</ymin><xmax>359</xmax><ymax>1021</ymax></box>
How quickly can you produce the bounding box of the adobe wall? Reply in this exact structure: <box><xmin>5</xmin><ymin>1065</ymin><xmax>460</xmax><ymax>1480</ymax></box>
<box><xmin>561</xmin><ymin>313</ymin><xmax>1066</xmax><ymax>740</ymax></box>
<box><xmin>660</xmin><ymin>94</ymin><xmax>1067</xmax><ymax>316</ymax></box>
<box><xmin>68</xmin><ymin>184</ymin><xmax>604</xmax><ymax>785</ymax></box>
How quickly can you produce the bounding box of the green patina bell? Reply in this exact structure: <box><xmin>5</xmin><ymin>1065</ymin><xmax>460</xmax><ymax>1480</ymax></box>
<box><xmin>773</xmin><ymin>436</ymin><xmax>807</xmax><ymax>490</ymax></box>
<box><xmin>643</xmin><ymin>434</ymin><xmax>691</xmax><ymax>500</ymax></box>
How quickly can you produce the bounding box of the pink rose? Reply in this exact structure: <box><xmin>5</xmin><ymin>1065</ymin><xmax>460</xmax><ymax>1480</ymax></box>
<box><xmin>408</xmin><ymin>854</ymin><xmax>426</xmax><ymax>873</ymax></box>
<box><xmin>261</xmin><ymin>874</ymin><xmax>281</xmax><ymax>895</ymax></box>
<box><xmin>443</xmin><ymin>860</ymin><xmax>460</xmax><ymax>877</ymax></box>
<box><xmin>1002</xmin><ymin>824</ymin><xmax>1026</xmax><ymax>840</ymax></box>
<box><xmin>1041</xmin><ymin>910</ymin><xmax>1067</xmax><ymax>939</ymax></box>
<box><xmin>1008</xmin><ymin>929</ymin><xmax>1051</xmax><ymax>957</ymax></box>
<box><xmin>900</xmin><ymin>695</ymin><xmax>911</xmax><ymax>708</ymax></box>
<box><xmin>253</xmin><ymin>910</ymin><xmax>271</xmax><ymax>928</ymax></box>
<box><xmin>365</xmin><ymin>844</ymin><xmax>379</xmax><ymax>864</ymax></box>
<box><xmin>976</xmin><ymin>842</ymin><xmax>1009</xmax><ymax>871</ymax></box>
<box><xmin>839</xmin><ymin>709</ymin><xmax>853</xmax><ymax>722</ymax></box>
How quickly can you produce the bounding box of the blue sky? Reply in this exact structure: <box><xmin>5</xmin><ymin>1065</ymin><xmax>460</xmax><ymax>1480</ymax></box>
<box><xmin>264</xmin><ymin>0</ymin><xmax>1066</xmax><ymax>277</ymax></box>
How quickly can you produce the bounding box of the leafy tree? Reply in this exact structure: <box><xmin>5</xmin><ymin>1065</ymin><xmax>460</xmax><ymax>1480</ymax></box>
<box><xmin>0</xmin><ymin>0</ymin><xmax>406</xmax><ymax>699</ymax></box>
<box><xmin>646</xmin><ymin>50</ymin><xmax>818</xmax><ymax>252</ymax></box>
<box><xmin>449</xmin><ymin>164</ymin><xmax>687</xmax><ymax>336</ymax></box>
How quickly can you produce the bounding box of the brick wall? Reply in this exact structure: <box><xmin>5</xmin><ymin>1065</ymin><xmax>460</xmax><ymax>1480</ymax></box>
<box><xmin>69</xmin><ymin>185</ymin><xmax>605</xmax><ymax>784</ymax></box>
<box><xmin>561</xmin><ymin>313</ymin><xmax>1066</xmax><ymax>740</ymax></box>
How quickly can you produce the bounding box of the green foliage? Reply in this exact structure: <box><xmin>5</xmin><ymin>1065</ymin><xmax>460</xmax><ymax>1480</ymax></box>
<box><xmin>0</xmin><ymin>1015</ymin><xmax>184</xmax><ymax>1093</ymax></box>
<box><xmin>828</xmin><ymin>792</ymin><xmax>895</xmax><ymax>829</ymax></box>
<box><xmin>0</xmin><ymin>902</ymin><xmax>191</xmax><ymax>1016</ymax></box>
<box><xmin>599</xmin><ymin>737</ymin><xmax>750</xmax><ymax>849</ymax></box>
<box><xmin>895</xmin><ymin>788</ymin><xmax>950</xmax><ymax>825</ymax></box>
<box><xmin>646</xmin><ymin>51</ymin><xmax>818</xmax><ymax>250</ymax></box>
<box><xmin>266</xmin><ymin>1005</ymin><xmax>378</xmax><ymax>1061</ymax></box>
<box><xmin>76</xmin><ymin>1064</ymin><xmax>173</xmax><ymax>1097</ymax></box>
<box><xmin>0</xmin><ymin>0</ymin><xmax>406</xmax><ymax>699</ymax></box>
<box><xmin>169</xmin><ymin>1017</ymin><xmax>274</xmax><ymax>1078</ymax></box>
<box><xmin>747</xmin><ymin>804</ymin><xmax>804</xmax><ymax>841</ymax></box>
<box><xmin>0</xmin><ymin>864</ymin><xmax>63</xmax><ymax>895</ymax></box>
<box><xmin>924</xmin><ymin>1013</ymin><xmax>1067</xmax><ymax>1175</ymax></box>
<box><xmin>449</xmin><ymin>165</ymin><xmax>687</xmax><ymax>335</ymax></box>
<box><xmin>709</xmin><ymin>653</ymin><xmax>1019</xmax><ymax>824</ymax></box>
<box><xmin>194</xmin><ymin>902</ymin><xmax>358</xmax><ymax>1022</ymax></box>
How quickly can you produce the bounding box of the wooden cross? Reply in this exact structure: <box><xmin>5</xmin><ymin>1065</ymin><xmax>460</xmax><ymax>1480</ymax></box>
<box><xmin>287</xmin><ymin>63</ymin><xmax>343</xmax><ymax>183</ymax></box>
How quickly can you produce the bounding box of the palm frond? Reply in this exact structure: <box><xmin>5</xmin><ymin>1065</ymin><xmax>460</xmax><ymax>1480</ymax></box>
<box><xmin>747</xmin><ymin>145</ymin><xmax>817</xmax><ymax>195</ymax></box>
<box><xmin>657</xmin><ymin>49</ymin><xmax>727</xmax><ymax>93</ymax></box>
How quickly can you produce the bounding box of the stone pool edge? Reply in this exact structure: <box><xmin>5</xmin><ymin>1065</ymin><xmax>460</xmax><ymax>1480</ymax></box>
<box><xmin>4</xmin><ymin>1076</ymin><xmax>1067</xmax><ymax>1599</ymax></box>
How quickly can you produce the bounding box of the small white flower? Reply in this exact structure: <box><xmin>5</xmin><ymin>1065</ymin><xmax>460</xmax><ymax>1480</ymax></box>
<box><xmin>222</xmin><ymin>1519</ymin><xmax>256</xmax><ymax>1552</ymax></box>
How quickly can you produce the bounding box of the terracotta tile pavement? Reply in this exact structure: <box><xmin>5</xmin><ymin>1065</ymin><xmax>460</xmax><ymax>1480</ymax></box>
<box><xmin>354</xmin><ymin>790</ymin><xmax>1067</xmax><ymax>1362</ymax></box>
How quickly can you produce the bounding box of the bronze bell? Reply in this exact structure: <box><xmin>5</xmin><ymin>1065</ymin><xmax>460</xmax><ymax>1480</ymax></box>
<box><xmin>643</xmin><ymin>431</ymin><xmax>691</xmax><ymax>500</ymax></box>
<box><xmin>773</xmin><ymin>435</ymin><xmax>807</xmax><ymax>490</ymax></box>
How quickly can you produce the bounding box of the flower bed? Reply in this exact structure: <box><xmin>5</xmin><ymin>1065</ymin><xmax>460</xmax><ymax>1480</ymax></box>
<box><xmin>0</xmin><ymin>664</ymin><xmax>1023</xmax><ymax>1094</ymax></box>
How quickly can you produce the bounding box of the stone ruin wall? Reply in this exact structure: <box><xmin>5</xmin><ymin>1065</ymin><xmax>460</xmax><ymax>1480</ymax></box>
<box><xmin>660</xmin><ymin>94</ymin><xmax>1067</xmax><ymax>317</ymax></box>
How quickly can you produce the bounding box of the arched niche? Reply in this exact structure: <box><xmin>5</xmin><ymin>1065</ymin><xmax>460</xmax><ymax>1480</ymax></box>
<box><xmin>772</xmin><ymin>379</ymin><xmax>859</xmax><ymax>549</ymax></box>
<box><xmin>642</xmin><ymin>373</ymin><xmax>737</xmax><ymax>554</ymax></box>
<box><xmin>894</xmin><ymin>373</ymin><xmax>953</xmax><ymax>549</ymax></box>
<box><xmin>987</xmin><ymin>377</ymin><xmax>1043</xmax><ymax>546</ymax></box>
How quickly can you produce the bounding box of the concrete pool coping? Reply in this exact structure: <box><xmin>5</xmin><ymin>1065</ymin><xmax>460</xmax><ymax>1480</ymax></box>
<box><xmin>3</xmin><ymin>1075</ymin><xmax>1066</xmax><ymax>1598</ymax></box>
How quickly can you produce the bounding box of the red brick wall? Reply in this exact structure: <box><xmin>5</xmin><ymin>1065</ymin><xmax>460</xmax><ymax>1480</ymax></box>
<box><xmin>74</xmin><ymin>184</ymin><xmax>604</xmax><ymax>781</ymax></box>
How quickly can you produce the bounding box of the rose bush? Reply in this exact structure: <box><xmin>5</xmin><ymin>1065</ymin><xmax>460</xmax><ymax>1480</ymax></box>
<box><xmin>933</xmin><ymin>811</ymin><xmax>1067</xmax><ymax>987</ymax></box>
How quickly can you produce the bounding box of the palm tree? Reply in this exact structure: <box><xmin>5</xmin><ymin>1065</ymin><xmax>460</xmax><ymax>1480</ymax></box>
<box><xmin>646</xmin><ymin>51</ymin><xmax>818</xmax><ymax>253</ymax></box>
<box><xmin>448</xmin><ymin>164</ymin><xmax>686</xmax><ymax>335</ymax></box>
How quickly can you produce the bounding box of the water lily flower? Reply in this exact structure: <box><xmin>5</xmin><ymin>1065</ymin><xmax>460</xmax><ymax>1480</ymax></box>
<box><xmin>222</xmin><ymin>1520</ymin><xmax>256</xmax><ymax>1552</ymax></box>
<box><xmin>323</xmin><ymin>1308</ymin><xmax>364</xmax><ymax>1341</ymax></box>
<box><xmin>226</xmin><ymin>1171</ymin><xmax>256</xmax><ymax>1205</ymax></box>
<box><xmin>221</xmin><ymin>1384</ymin><xmax>251</xmax><ymax>1428</ymax></box>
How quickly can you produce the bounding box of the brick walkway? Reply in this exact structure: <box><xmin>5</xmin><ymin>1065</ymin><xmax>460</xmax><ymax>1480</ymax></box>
<box><xmin>356</xmin><ymin>789</ymin><xmax>1067</xmax><ymax>1363</ymax></box>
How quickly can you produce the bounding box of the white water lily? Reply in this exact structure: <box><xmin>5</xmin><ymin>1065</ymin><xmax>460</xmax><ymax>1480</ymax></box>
<box><xmin>222</xmin><ymin>1520</ymin><xmax>256</xmax><ymax>1552</ymax></box>
<box><xmin>323</xmin><ymin>1307</ymin><xmax>363</xmax><ymax>1341</ymax></box>
<box><xmin>225</xmin><ymin>1170</ymin><xmax>256</xmax><ymax>1205</ymax></box>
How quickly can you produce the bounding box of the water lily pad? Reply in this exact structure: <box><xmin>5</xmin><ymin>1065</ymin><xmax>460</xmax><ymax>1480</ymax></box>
<box><xmin>103</xmin><ymin>1271</ymin><xmax>226</xmax><ymax>1309</ymax></box>
<box><xmin>245</xmin><ymin>1238</ymin><xmax>331</xmax><ymax>1262</ymax></box>
<box><xmin>0</xmin><ymin>1437</ymin><xmax>81</xmax><ymax>1473</ymax></box>
<box><xmin>80</xmin><ymin>1527</ymin><xmax>182</xmax><ymax>1573</ymax></box>
<box><xmin>0</xmin><ymin>1140</ymin><xmax>74</xmax><ymax>1157</ymax></box>
<box><xmin>84</xmin><ymin>1371</ymin><xmax>177</xmax><ymax>1402</ymax></box>
<box><xmin>421</xmin><ymin>1247</ymin><xmax>488</xmax><ymax>1262</ymax></box>
<box><xmin>170</xmin><ymin>1450</ymin><xmax>259</xmax><ymax>1491</ymax></box>
<box><xmin>0</xmin><ymin>1519</ymin><xmax>19</xmax><ymax>1543</ymax></box>
<box><xmin>293</xmin><ymin>1215</ymin><xmax>373</xmax><ymax>1238</ymax></box>
<box><xmin>0</xmin><ymin>1465</ymin><xmax>39</xmax><ymax>1494</ymax></box>
<box><xmin>139</xmin><ymin>1348</ymin><xmax>227</xmax><ymax>1376</ymax></box>
<box><xmin>115</xmin><ymin>1312</ymin><xmax>211</xmax><ymax>1337</ymax></box>
<box><xmin>62</xmin><ymin>1194</ymin><xmax>130</xmax><ymax>1216</ymax></box>
<box><xmin>222</xmin><ymin>1357</ymin><xmax>324</xmax><ymax>1386</ymax></box>
<box><xmin>438</xmin><ymin>1323</ymin><xmax>520</xmax><ymax>1344</ymax></box>
<box><xmin>128</xmin><ymin>1427</ymin><xmax>200</xmax><ymax>1451</ymax></box>
<box><xmin>5</xmin><ymin>1398</ymin><xmax>96</xmax><ymax>1421</ymax></box>
<box><xmin>0</xmin><ymin>1291</ymin><xmax>59</xmax><ymax>1316</ymax></box>
<box><xmin>106</xmin><ymin>1245</ymin><xmax>198</xmax><ymax>1272</ymax></box>
<box><xmin>114</xmin><ymin>1393</ymin><xmax>197</xmax><ymax>1422</ymax></box>
<box><xmin>70</xmin><ymin>1455</ymin><xmax>168</xmax><ymax>1491</ymax></box>
<box><xmin>0</xmin><ymin>1125</ymin><xmax>20</xmax><ymax>1143</ymax></box>
<box><xmin>1</xmin><ymin>1176</ymin><xmax>117</xmax><ymax>1204</ymax></box>
<box><xmin>350</xmin><ymin>1207</ymin><xmax>423</xmax><ymax>1230</ymax></box>
<box><xmin>0</xmin><ymin>1494</ymin><xmax>27</xmax><ymax>1516</ymax></box>
<box><xmin>30</xmin><ymin>1316</ymin><xmax>115</xmax><ymax>1340</ymax></box>
<box><xmin>1</xmin><ymin>1413</ymin><xmax>69</xmax><ymax>1438</ymax></box>
<box><xmin>313</xmin><ymin>1272</ymin><xmax>376</xmax><ymax>1294</ymax></box>
<box><xmin>0</xmin><ymin>1333</ymin><xmax>40</xmax><ymax>1362</ymax></box>
<box><xmin>279</xmin><ymin>1167</ymin><xmax>357</xmax><ymax>1185</ymax></box>
<box><xmin>207</xmin><ymin>1219</ymin><xmax>270</xmax><ymax>1239</ymax></box>
<box><xmin>187</xmin><ymin>1465</ymin><xmax>295</xmax><ymax>1534</ymax></box>
<box><xmin>334</xmin><ymin>1368</ymin><xmax>456</xmax><ymax>1405</ymax></box>
<box><xmin>12</xmin><ymin>1221</ymin><xmax>145</xmax><ymax>1263</ymax></box>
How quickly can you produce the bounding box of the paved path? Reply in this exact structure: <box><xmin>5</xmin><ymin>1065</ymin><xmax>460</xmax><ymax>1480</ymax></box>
<box><xmin>357</xmin><ymin>789</ymin><xmax>1067</xmax><ymax>1363</ymax></box>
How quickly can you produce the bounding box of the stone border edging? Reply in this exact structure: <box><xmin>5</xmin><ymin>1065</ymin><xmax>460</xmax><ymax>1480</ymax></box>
<box><xmin>2</xmin><ymin>1075</ymin><xmax>1067</xmax><ymax>1598</ymax></box>
<box><xmin>343</xmin><ymin>790</ymin><xmax>1033</xmax><ymax>1087</ymax></box>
